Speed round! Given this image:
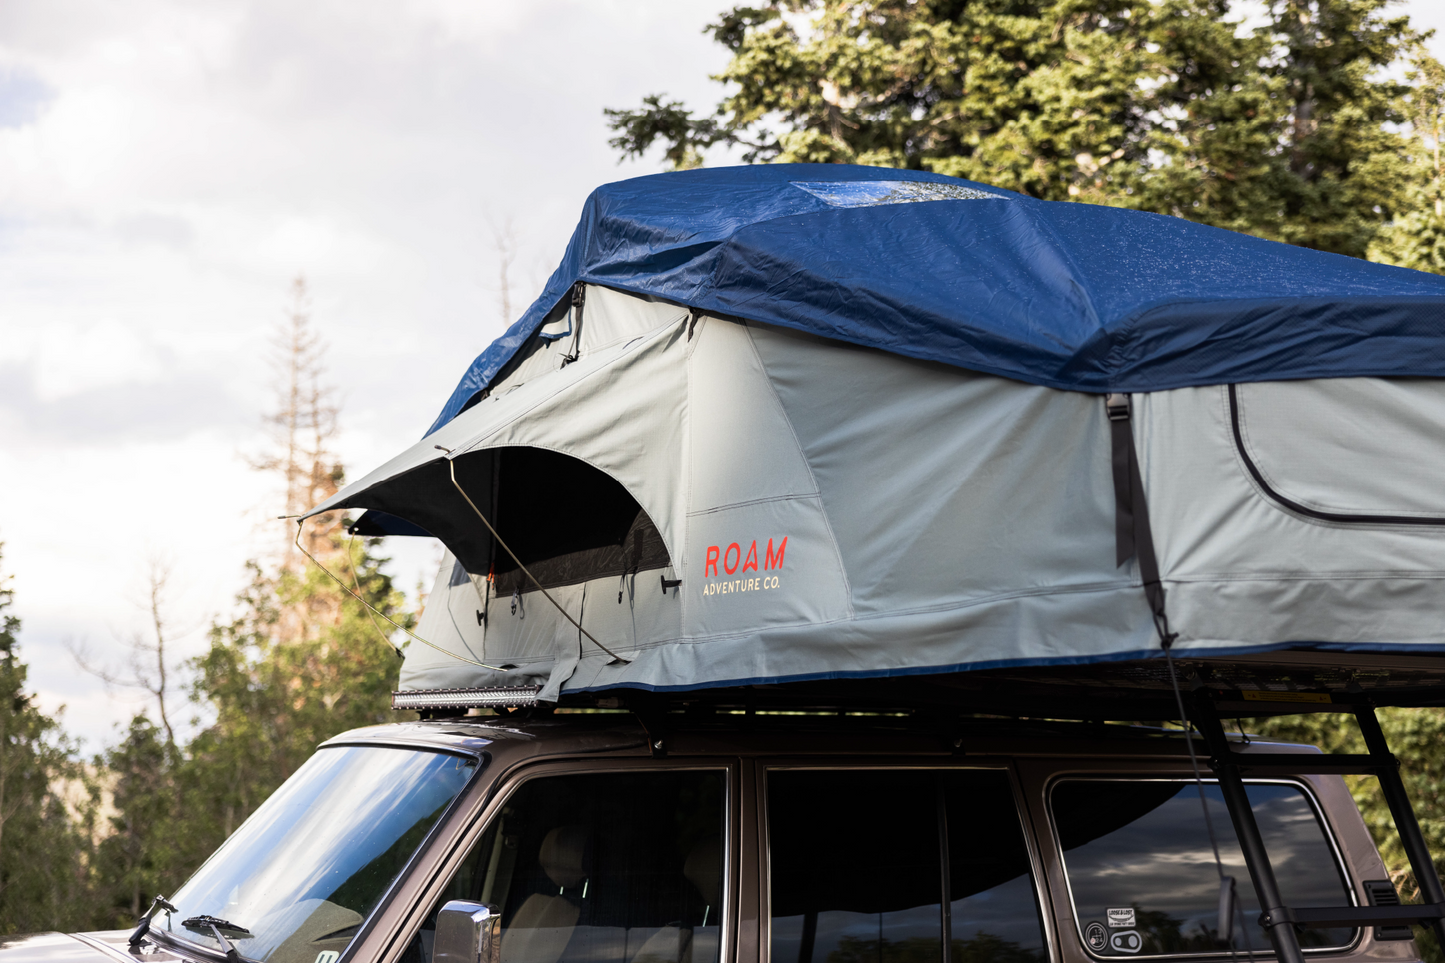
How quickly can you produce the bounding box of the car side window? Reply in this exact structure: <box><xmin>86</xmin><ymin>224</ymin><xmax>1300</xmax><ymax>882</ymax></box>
<box><xmin>403</xmin><ymin>770</ymin><xmax>726</xmax><ymax>963</ymax></box>
<box><xmin>767</xmin><ymin>769</ymin><xmax>1048</xmax><ymax>963</ymax></box>
<box><xmin>1051</xmin><ymin>779</ymin><xmax>1354</xmax><ymax>956</ymax></box>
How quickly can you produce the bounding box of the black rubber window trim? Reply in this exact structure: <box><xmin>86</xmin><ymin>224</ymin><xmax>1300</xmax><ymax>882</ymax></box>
<box><xmin>1228</xmin><ymin>382</ymin><xmax>1445</xmax><ymax>526</ymax></box>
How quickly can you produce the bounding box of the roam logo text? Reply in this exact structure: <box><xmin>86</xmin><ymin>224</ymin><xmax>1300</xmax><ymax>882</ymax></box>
<box><xmin>701</xmin><ymin>537</ymin><xmax>786</xmax><ymax>597</ymax></box>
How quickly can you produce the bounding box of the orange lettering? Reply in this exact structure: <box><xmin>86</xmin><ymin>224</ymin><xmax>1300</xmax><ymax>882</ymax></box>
<box><xmin>724</xmin><ymin>542</ymin><xmax>741</xmax><ymax>575</ymax></box>
<box><xmin>705</xmin><ymin>545</ymin><xmax>720</xmax><ymax>578</ymax></box>
<box><xmin>743</xmin><ymin>540</ymin><xmax>759</xmax><ymax>572</ymax></box>
<box><xmin>765</xmin><ymin>537</ymin><xmax>787</xmax><ymax>570</ymax></box>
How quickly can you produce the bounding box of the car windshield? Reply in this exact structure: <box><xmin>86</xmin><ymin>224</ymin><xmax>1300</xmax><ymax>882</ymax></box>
<box><xmin>153</xmin><ymin>744</ymin><xmax>479</xmax><ymax>963</ymax></box>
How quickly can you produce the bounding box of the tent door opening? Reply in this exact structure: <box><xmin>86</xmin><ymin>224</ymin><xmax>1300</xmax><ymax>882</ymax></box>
<box><xmin>459</xmin><ymin>446</ymin><xmax>671</xmax><ymax>596</ymax></box>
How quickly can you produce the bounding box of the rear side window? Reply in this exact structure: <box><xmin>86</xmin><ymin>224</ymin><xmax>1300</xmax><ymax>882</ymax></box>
<box><xmin>1051</xmin><ymin>780</ymin><xmax>1354</xmax><ymax>957</ymax></box>
<box><xmin>767</xmin><ymin>769</ymin><xmax>1047</xmax><ymax>963</ymax></box>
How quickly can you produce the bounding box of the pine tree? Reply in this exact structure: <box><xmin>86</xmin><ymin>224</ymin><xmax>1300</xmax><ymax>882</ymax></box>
<box><xmin>606</xmin><ymin>0</ymin><xmax>1425</xmax><ymax>256</ymax></box>
<box><xmin>0</xmin><ymin>544</ymin><xmax>94</xmax><ymax>934</ymax></box>
<box><xmin>250</xmin><ymin>275</ymin><xmax>343</xmax><ymax>570</ymax></box>
<box><xmin>78</xmin><ymin>561</ymin><xmax>198</xmax><ymax>925</ymax></box>
<box><xmin>189</xmin><ymin>545</ymin><xmax>409</xmax><ymax>839</ymax></box>
<box><xmin>1245</xmin><ymin>0</ymin><xmax>1416</xmax><ymax>255</ymax></box>
<box><xmin>93</xmin><ymin>717</ymin><xmax>174</xmax><ymax>927</ymax></box>
<box><xmin>81</xmin><ymin>278</ymin><xmax>417</xmax><ymax>927</ymax></box>
<box><xmin>172</xmin><ymin>279</ymin><xmax>413</xmax><ymax>871</ymax></box>
<box><xmin>1369</xmin><ymin>49</ymin><xmax>1445</xmax><ymax>274</ymax></box>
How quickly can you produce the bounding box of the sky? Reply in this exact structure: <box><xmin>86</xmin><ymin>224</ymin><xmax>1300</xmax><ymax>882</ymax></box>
<box><xmin>0</xmin><ymin>0</ymin><xmax>742</xmax><ymax>750</ymax></box>
<box><xmin>1</xmin><ymin>0</ymin><xmax>1443</xmax><ymax>752</ymax></box>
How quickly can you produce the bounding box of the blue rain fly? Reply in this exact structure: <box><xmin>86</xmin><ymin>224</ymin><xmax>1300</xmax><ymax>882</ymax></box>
<box><xmin>428</xmin><ymin>164</ymin><xmax>1445</xmax><ymax>435</ymax></box>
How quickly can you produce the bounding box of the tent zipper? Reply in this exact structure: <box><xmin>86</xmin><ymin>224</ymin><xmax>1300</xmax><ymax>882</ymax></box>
<box><xmin>1228</xmin><ymin>383</ymin><xmax>1445</xmax><ymax>526</ymax></box>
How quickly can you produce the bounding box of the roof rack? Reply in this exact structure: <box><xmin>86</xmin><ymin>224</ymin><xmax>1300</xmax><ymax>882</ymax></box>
<box><xmin>389</xmin><ymin>655</ymin><xmax>1445</xmax><ymax>960</ymax></box>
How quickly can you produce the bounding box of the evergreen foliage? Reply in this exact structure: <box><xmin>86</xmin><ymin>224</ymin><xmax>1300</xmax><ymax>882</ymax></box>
<box><xmin>1370</xmin><ymin>49</ymin><xmax>1445</xmax><ymax>273</ymax></box>
<box><xmin>8</xmin><ymin>25</ymin><xmax>1445</xmax><ymax>935</ymax></box>
<box><xmin>185</xmin><ymin>536</ymin><xmax>411</xmax><ymax>850</ymax></box>
<box><xmin>0</xmin><ymin>544</ymin><xmax>95</xmax><ymax>934</ymax></box>
<box><xmin>0</xmin><ymin>278</ymin><xmax>414</xmax><ymax>931</ymax></box>
<box><xmin>605</xmin><ymin>0</ymin><xmax>1441</xmax><ymax>263</ymax></box>
<box><xmin>93</xmin><ymin>716</ymin><xmax>175</xmax><ymax>926</ymax></box>
<box><xmin>71</xmin><ymin>531</ymin><xmax>411</xmax><ymax>931</ymax></box>
<box><xmin>78</xmin><ymin>534</ymin><xmax>413</xmax><ymax>930</ymax></box>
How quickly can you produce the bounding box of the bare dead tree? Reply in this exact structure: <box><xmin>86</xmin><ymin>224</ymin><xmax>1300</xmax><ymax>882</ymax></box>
<box><xmin>249</xmin><ymin>276</ymin><xmax>343</xmax><ymax>565</ymax></box>
<box><xmin>1406</xmin><ymin>49</ymin><xmax>1445</xmax><ymax>218</ymax></box>
<box><xmin>140</xmin><ymin>564</ymin><xmax>175</xmax><ymax>747</ymax></box>
<box><xmin>489</xmin><ymin>216</ymin><xmax>519</xmax><ymax>324</ymax></box>
<box><xmin>69</xmin><ymin>557</ymin><xmax>186</xmax><ymax>749</ymax></box>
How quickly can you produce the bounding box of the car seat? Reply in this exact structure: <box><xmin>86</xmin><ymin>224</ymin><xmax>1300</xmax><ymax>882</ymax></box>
<box><xmin>627</xmin><ymin>835</ymin><xmax>723</xmax><ymax>963</ymax></box>
<box><xmin>502</xmin><ymin>826</ymin><xmax>589</xmax><ymax>963</ymax></box>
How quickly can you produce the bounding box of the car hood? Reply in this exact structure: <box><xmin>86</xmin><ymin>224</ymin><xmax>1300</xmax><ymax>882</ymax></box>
<box><xmin>0</xmin><ymin>932</ymin><xmax>188</xmax><ymax>963</ymax></box>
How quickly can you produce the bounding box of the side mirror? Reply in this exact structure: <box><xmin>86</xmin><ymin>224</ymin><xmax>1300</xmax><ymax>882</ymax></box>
<box><xmin>434</xmin><ymin>901</ymin><xmax>501</xmax><ymax>963</ymax></box>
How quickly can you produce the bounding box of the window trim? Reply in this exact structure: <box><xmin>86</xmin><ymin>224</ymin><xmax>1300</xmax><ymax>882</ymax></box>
<box><xmin>758</xmin><ymin>760</ymin><xmax>1056</xmax><ymax>963</ymax></box>
<box><xmin>1045</xmin><ymin>775</ymin><xmax>1361</xmax><ymax>962</ymax></box>
<box><xmin>376</xmin><ymin>756</ymin><xmax>737</xmax><ymax>963</ymax></box>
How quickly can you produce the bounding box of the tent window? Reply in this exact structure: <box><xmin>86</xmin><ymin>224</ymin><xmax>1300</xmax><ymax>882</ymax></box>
<box><xmin>1228</xmin><ymin>381</ymin><xmax>1445</xmax><ymax>524</ymax></box>
<box><xmin>485</xmin><ymin>447</ymin><xmax>669</xmax><ymax>594</ymax></box>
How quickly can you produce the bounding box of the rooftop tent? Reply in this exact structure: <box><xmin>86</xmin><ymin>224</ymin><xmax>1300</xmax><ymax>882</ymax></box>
<box><xmin>306</xmin><ymin>164</ymin><xmax>1445</xmax><ymax>702</ymax></box>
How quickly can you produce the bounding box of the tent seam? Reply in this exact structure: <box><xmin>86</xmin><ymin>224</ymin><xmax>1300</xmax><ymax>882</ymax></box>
<box><xmin>740</xmin><ymin>321</ymin><xmax>855</xmax><ymax>616</ymax></box>
<box><xmin>685</xmin><ymin>493</ymin><xmax>822</xmax><ymax>516</ymax></box>
<box><xmin>1014</xmin><ymin>201</ymin><xmax>1108</xmax><ymax>382</ymax></box>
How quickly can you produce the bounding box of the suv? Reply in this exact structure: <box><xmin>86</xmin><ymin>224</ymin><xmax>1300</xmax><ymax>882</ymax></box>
<box><xmin>2</xmin><ymin>712</ymin><xmax>1420</xmax><ymax>963</ymax></box>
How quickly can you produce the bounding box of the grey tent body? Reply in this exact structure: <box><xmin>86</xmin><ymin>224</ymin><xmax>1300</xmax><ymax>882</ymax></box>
<box><xmin>308</xmin><ymin>285</ymin><xmax>1445</xmax><ymax>701</ymax></box>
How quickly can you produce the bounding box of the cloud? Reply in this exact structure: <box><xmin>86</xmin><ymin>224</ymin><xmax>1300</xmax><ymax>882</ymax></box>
<box><xmin>0</xmin><ymin>0</ymin><xmax>738</xmax><ymax>749</ymax></box>
<box><xmin>0</xmin><ymin>362</ymin><xmax>247</xmax><ymax>443</ymax></box>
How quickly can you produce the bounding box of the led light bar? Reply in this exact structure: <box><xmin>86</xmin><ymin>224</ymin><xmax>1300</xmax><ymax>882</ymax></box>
<box><xmin>391</xmin><ymin>686</ymin><xmax>542</xmax><ymax>711</ymax></box>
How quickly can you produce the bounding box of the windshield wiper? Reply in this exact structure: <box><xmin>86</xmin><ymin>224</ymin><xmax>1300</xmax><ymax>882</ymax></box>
<box><xmin>182</xmin><ymin>915</ymin><xmax>254</xmax><ymax>963</ymax></box>
<box><xmin>128</xmin><ymin>895</ymin><xmax>178</xmax><ymax>946</ymax></box>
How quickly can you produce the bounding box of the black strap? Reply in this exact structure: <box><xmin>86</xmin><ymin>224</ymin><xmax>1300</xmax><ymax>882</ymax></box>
<box><xmin>561</xmin><ymin>282</ymin><xmax>586</xmax><ymax>365</ymax></box>
<box><xmin>1107</xmin><ymin>393</ymin><xmax>1177</xmax><ymax>647</ymax></box>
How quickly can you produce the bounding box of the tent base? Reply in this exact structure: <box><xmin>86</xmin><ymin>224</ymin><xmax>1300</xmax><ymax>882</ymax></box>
<box><xmin>408</xmin><ymin>650</ymin><xmax>1445</xmax><ymax>722</ymax></box>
